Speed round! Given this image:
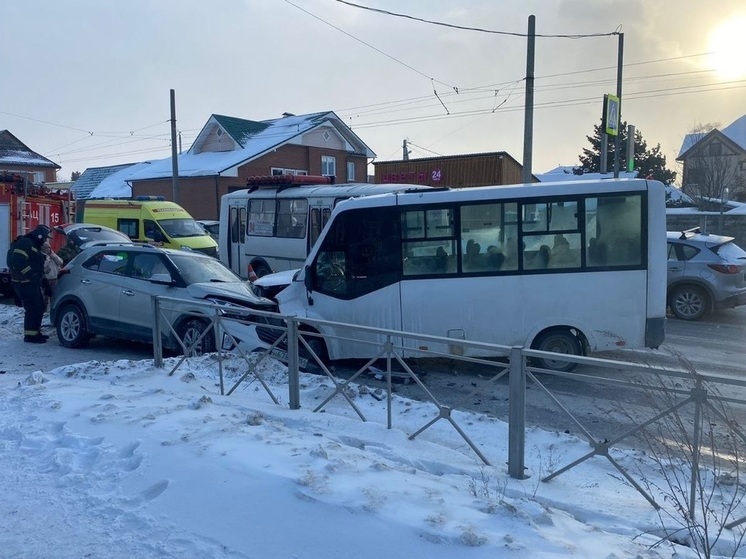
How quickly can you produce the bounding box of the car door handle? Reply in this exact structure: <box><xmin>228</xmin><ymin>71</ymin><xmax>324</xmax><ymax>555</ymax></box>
<box><xmin>669</xmin><ymin>266</ymin><xmax>683</xmax><ymax>272</ymax></box>
<box><xmin>122</xmin><ymin>289</ymin><xmax>135</xmax><ymax>296</ymax></box>
<box><xmin>81</xmin><ymin>279</ymin><xmax>91</xmax><ymax>285</ymax></box>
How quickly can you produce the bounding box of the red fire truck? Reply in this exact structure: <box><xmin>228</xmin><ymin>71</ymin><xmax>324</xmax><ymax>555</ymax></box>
<box><xmin>0</xmin><ymin>173</ymin><xmax>75</xmax><ymax>298</ymax></box>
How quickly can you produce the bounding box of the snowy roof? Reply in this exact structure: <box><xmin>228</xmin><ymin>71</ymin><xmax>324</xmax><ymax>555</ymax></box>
<box><xmin>677</xmin><ymin>115</ymin><xmax>746</xmax><ymax>159</ymax></box>
<box><xmin>78</xmin><ymin>111</ymin><xmax>375</xmax><ymax>199</ymax></box>
<box><xmin>85</xmin><ymin>161</ymin><xmax>160</xmax><ymax>198</ymax></box>
<box><xmin>132</xmin><ymin>111</ymin><xmax>373</xmax><ymax>181</ymax></box>
<box><xmin>0</xmin><ymin>130</ymin><xmax>60</xmax><ymax>170</ymax></box>
<box><xmin>535</xmin><ymin>166</ymin><xmax>638</xmax><ymax>182</ymax></box>
<box><xmin>721</xmin><ymin>114</ymin><xmax>746</xmax><ymax>149</ymax></box>
<box><xmin>72</xmin><ymin>163</ymin><xmax>141</xmax><ymax>200</ymax></box>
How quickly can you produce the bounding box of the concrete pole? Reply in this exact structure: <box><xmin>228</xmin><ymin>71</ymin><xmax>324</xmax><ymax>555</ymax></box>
<box><xmin>521</xmin><ymin>15</ymin><xmax>535</xmax><ymax>184</ymax></box>
<box><xmin>170</xmin><ymin>89</ymin><xmax>180</xmax><ymax>203</ymax></box>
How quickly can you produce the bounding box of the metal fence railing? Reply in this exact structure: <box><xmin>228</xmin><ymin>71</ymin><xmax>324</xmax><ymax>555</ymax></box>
<box><xmin>151</xmin><ymin>295</ymin><xmax>746</xmax><ymax>522</ymax></box>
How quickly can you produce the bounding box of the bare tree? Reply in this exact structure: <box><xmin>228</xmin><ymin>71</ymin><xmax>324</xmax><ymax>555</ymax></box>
<box><xmin>625</xmin><ymin>353</ymin><xmax>746</xmax><ymax>558</ymax></box>
<box><xmin>682</xmin><ymin>124</ymin><xmax>746</xmax><ymax>207</ymax></box>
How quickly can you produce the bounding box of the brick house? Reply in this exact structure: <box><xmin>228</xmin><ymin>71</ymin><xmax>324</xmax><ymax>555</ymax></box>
<box><xmin>0</xmin><ymin>130</ymin><xmax>60</xmax><ymax>183</ymax></box>
<box><xmin>76</xmin><ymin>111</ymin><xmax>374</xmax><ymax>220</ymax></box>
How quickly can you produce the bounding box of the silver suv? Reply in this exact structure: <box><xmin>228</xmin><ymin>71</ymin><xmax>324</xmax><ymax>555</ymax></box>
<box><xmin>50</xmin><ymin>244</ymin><xmax>276</xmax><ymax>353</ymax></box>
<box><xmin>667</xmin><ymin>228</ymin><xmax>746</xmax><ymax>320</ymax></box>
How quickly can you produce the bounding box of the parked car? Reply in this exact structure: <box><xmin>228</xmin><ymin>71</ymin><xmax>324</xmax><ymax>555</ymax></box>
<box><xmin>667</xmin><ymin>228</ymin><xmax>746</xmax><ymax>320</ymax></box>
<box><xmin>52</xmin><ymin>223</ymin><xmax>133</xmax><ymax>264</ymax></box>
<box><xmin>196</xmin><ymin>220</ymin><xmax>220</xmax><ymax>241</ymax></box>
<box><xmin>50</xmin><ymin>244</ymin><xmax>277</xmax><ymax>354</ymax></box>
<box><xmin>252</xmin><ymin>268</ymin><xmax>299</xmax><ymax>300</ymax></box>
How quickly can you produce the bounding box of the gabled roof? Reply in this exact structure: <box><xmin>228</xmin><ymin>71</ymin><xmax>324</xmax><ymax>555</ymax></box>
<box><xmin>77</xmin><ymin>111</ymin><xmax>377</xmax><ymax>198</ymax></box>
<box><xmin>209</xmin><ymin>115</ymin><xmax>270</xmax><ymax>148</ymax></box>
<box><xmin>677</xmin><ymin>114</ymin><xmax>746</xmax><ymax>160</ymax></box>
<box><xmin>0</xmin><ymin>130</ymin><xmax>60</xmax><ymax>170</ymax></box>
<box><xmin>129</xmin><ymin>111</ymin><xmax>375</xmax><ymax>183</ymax></box>
<box><xmin>721</xmin><ymin>114</ymin><xmax>746</xmax><ymax>149</ymax></box>
<box><xmin>72</xmin><ymin>163</ymin><xmax>140</xmax><ymax>200</ymax></box>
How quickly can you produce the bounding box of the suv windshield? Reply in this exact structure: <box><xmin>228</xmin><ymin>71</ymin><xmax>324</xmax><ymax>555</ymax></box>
<box><xmin>158</xmin><ymin>218</ymin><xmax>207</xmax><ymax>239</ymax></box>
<box><xmin>170</xmin><ymin>254</ymin><xmax>241</xmax><ymax>284</ymax></box>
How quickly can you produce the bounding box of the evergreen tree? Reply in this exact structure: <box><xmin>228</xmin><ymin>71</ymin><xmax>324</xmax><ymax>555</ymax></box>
<box><xmin>578</xmin><ymin>120</ymin><xmax>677</xmax><ymax>184</ymax></box>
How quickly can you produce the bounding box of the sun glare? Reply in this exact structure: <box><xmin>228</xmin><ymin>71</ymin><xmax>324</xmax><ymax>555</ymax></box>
<box><xmin>709</xmin><ymin>15</ymin><xmax>746</xmax><ymax>79</ymax></box>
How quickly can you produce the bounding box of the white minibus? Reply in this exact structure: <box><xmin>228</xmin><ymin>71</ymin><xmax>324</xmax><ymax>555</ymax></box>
<box><xmin>256</xmin><ymin>178</ymin><xmax>668</xmax><ymax>371</ymax></box>
<box><xmin>219</xmin><ymin>175</ymin><xmax>431</xmax><ymax>279</ymax></box>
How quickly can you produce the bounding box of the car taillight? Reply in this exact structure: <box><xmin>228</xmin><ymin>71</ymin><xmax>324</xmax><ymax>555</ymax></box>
<box><xmin>707</xmin><ymin>264</ymin><xmax>742</xmax><ymax>274</ymax></box>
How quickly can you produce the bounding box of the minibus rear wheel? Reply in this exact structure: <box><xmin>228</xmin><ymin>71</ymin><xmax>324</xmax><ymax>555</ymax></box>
<box><xmin>531</xmin><ymin>329</ymin><xmax>582</xmax><ymax>372</ymax></box>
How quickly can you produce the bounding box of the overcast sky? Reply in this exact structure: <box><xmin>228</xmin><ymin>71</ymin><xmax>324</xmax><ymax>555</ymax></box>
<box><xmin>2</xmin><ymin>0</ymin><xmax>745</xmax><ymax>182</ymax></box>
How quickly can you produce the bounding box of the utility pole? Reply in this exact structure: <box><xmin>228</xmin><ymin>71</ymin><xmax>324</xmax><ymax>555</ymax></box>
<box><xmin>402</xmin><ymin>139</ymin><xmax>409</xmax><ymax>161</ymax></box>
<box><xmin>170</xmin><ymin>89</ymin><xmax>180</xmax><ymax>203</ymax></box>
<box><xmin>522</xmin><ymin>15</ymin><xmax>535</xmax><ymax>184</ymax></box>
<box><xmin>613</xmin><ymin>33</ymin><xmax>624</xmax><ymax>178</ymax></box>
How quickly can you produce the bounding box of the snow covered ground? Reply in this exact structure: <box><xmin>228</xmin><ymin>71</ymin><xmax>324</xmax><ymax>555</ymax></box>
<box><xmin>0</xmin><ymin>302</ymin><xmax>743</xmax><ymax>558</ymax></box>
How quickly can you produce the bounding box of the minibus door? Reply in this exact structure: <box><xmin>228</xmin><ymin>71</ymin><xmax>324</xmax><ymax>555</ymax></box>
<box><xmin>227</xmin><ymin>203</ymin><xmax>247</xmax><ymax>278</ymax></box>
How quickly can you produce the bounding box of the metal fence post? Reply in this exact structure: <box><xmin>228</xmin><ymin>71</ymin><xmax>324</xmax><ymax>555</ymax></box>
<box><xmin>287</xmin><ymin>318</ymin><xmax>300</xmax><ymax>410</ymax></box>
<box><xmin>508</xmin><ymin>346</ymin><xmax>526</xmax><ymax>479</ymax></box>
<box><xmin>152</xmin><ymin>296</ymin><xmax>163</xmax><ymax>368</ymax></box>
<box><xmin>689</xmin><ymin>378</ymin><xmax>705</xmax><ymax>522</ymax></box>
<box><xmin>214</xmin><ymin>308</ymin><xmax>224</xmax><ymax>395</ymax></box>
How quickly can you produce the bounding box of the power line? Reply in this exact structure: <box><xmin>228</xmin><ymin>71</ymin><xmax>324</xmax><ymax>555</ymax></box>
<box><xmin>283</xmin><ymin>0</ymin><xmax>456</xmax><ymax>89</ymax></box>
<box><xmin>334</xmin><ymin>0</ymin><xmax>619</xmax><ymax>38</ymax></box>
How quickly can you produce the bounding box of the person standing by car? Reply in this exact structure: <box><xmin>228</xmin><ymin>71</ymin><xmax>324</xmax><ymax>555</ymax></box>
<box><xmin>6</xmin><ymin>225</ymin><xmax>51</xmax><ymax>343</ymax></box>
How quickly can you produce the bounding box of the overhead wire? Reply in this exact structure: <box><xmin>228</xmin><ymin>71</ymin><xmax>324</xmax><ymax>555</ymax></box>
<box><xmin>11</xmin><ymin>3</ymin><xmax>731</xmax><ymax>169</ymax></box>
<box><xmin>333</xmin><ymin>0</ymin><xmax>619</xmax><ymax>38</ymax></box>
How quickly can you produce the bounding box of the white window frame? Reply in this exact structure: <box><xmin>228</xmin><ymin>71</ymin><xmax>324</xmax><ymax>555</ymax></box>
<box><xmin>347</xmin><ymin>162</ymin><xmax>355</xmax><ymax>182</ymax></box>
<box><xmin>271</xmin><ymin>167</ymin><xmax>308</xmax><ymax>176</ymax></box>
<box><xmin>321</xmin><ymin>156</ymin><xmax>336</xmax><ymax>178</ymax></box>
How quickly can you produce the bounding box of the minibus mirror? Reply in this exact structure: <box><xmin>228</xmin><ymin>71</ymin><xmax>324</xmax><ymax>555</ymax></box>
<box><xmin>304</xmin><ymin>264</ymin><xmax>314</xmax><ymax>293</ymax></box>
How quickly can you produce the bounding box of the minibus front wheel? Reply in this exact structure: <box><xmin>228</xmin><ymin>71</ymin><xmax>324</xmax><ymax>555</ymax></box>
<box><xmin>299</xmin><ymin>329</ymin><xmax>329</xmax><ymax>373</ymax></box>
<box><xmin>531</xmin><ymin>328</ymin><xmax>584</xmax><ymax>372</ymax></box>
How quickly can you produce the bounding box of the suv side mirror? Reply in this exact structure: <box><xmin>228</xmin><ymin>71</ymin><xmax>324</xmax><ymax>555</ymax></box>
<box><xmin>150</xmin><ymin>273</ymin><xmax>173</xmax><ymax>285</ymax></box>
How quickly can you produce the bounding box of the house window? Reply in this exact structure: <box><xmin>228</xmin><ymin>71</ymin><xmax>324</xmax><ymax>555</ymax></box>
<box><xmin>271</xmin><ymin>168</ymin><xmax>308</xmax><ymax>176</ymax></box>
<box><xmin>708</xmin><ymin>142</ymin><xmax>723</xmax><ymax>156</ymax></box>
<box><xmin>347</xmin><ymin>162</ymin><xmax>356</xmax><ymax>182</ymax></box>
<box><xmin>321</xmin><ymin>156</ymin><xmax>336</xmax><ymax>177</ymax></box>
<box><xmin>740</xmin><ymin>161</ymin><xmax>746</xmax><ymax>172</ymax></box>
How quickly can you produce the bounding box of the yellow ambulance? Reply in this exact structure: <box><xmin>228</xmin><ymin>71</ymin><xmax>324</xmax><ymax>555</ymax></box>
<box><xmin>82</xmin><ymin>197</ymin><xmax>218</xmax><ymax>257</ymax></box>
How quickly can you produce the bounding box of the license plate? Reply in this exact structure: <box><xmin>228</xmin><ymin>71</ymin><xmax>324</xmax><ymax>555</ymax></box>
<box><xmin>221</xmin><ymin>334</ymin><xmax>236</xmax><ymax>351</ymax></box>
<box><xmin>269</xmin><ymin>348</ymin><xmax>308</xmax><ymax>369</ymax></box>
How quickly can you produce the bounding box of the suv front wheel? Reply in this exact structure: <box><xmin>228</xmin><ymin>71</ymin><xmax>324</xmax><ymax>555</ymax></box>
<box><xmin>178</xmin><ymin>318</ymin><xmax>216</xmax><ymax>356</ymax></box>
<box><xmin>57</xmin><ymin>304</ymin><xmax>91</xmax><ymax>348</ymax></box>
<box><xmin>669</xmin><ymin>285</ymin><xmax>709</xmax><ymax>321</ymax></box>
